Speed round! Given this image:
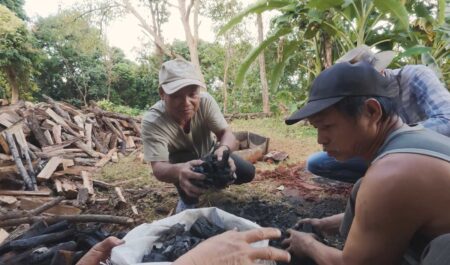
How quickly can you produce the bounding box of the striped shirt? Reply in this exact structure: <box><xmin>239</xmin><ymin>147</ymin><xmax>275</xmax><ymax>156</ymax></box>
<box><xmin>384</xmin><ymin>65</ymin><xmax>450</xmax><ymax>137</ymax></box>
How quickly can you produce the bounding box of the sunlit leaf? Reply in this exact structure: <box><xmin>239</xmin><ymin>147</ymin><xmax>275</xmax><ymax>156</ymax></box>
<box><xmin>235</xmin><ymin>27</ymin><xmax>292</xmax><ymax>87</ymax></box>
<box><xmin>373</xmin><ymin>0</ymin><xmax>409</xmax><ymax>30</ymax></box>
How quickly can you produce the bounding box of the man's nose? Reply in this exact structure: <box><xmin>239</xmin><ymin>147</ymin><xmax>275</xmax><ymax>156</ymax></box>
<box><xmin>317</xmin><ymin>130</ymin><xmax>328</xmax><ymax>145</ymax></box>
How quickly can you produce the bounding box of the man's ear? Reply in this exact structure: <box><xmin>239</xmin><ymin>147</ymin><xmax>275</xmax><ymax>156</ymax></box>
<box><xmin>364</xmin><ymin>98</ymin><xmax>383</xmax><ymax>123</ymax></box>
<box><xmin>159</xmin><ymin>87</ymin><xmax>165</xmax><ymax>100</ymax></box>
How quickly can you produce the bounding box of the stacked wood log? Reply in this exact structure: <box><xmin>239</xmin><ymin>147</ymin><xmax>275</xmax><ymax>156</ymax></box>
<box><xmin>0</xmin><ymin>98</ymin><xmax>140</xmax><ymax>263</ymax></box>
<box><xmin>0</xmin><ymin>97</ymin><xmax>141</xmax><ymax>198</ymax></box>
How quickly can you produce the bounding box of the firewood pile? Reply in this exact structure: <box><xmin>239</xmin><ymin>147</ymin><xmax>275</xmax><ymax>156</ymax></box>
<box><xmin>0</xmin><ymin>97</ymin><xmax>142</xmax><ymax>264</ymax></box>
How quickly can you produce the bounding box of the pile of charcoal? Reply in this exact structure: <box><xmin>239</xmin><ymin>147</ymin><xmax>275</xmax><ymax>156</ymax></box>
<box><xmin>142</xmin><ymin>217</ymin><xmax>225</xmax><ymax>262</ymax></box>
<box><xmin>0</xmin><ymin>220</ymin><xmax>123</xmax><ymax>265</ymax></box>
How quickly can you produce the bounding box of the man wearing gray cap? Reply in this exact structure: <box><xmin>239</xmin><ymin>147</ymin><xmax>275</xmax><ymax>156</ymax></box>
<box><xmin>306</xmin><ymin>45</ymin><xmax>450</xmax><ymax>184</ymax></box>
<box><xmin>282</xmin><ymin>61</ymin><xmax>450</xmax><ymax>265</ymax></box>
<box><xmin>141</xmin><ymin>59</ymin><xmax>255</xmax><ymax>213</ymax></box>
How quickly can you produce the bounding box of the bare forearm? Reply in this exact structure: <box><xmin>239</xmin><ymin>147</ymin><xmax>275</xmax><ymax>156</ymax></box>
<box><xmin>151</xmin><ymin>162</ymin><xmax>182</xmax><ymax>184</ymax></box>
<box><xmin>319</xmin><ymin>213</ymin><xmax>344</xmax><ymax>233</ymax></box>
<box><xmin>216</xmin><ymin>128</ymin><xmax>238</xmax><ymax>151</ymax></box>
<box><xmin>307</xmin><ymin>239</ymin><xmax>344</xmax><ymax>265</ymax></box>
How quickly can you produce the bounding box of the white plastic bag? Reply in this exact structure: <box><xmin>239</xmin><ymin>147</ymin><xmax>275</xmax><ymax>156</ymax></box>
<box><xmin>111</xmin><ymin>207</ymin><xmax>275</xmax><ymax>265</ymax></box>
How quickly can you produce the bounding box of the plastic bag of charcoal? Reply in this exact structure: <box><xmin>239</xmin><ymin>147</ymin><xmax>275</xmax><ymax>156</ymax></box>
<box><xmin>111</xmin><ymin>207</ymin><xmax>275</xmax><ymax>265</ymax></box>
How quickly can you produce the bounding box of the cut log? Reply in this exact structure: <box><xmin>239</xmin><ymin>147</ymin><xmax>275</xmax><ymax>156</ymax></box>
<box><xmin>0</xmin><ymin>195</ymin><xmax>17</xmax><ymax>205</ymax></box>
<box><xmin>74</xmin><ymin>157</ymin><xmax>97</xmax><ymax>166</ymax></box>
<box><xmin>9</xmin><ymin>229</ymin><xmax>75</xmax><ymax>249</ymax></box>
<box><xmin>62</xmin><ymin>159</ymin><xmax>74</xmax><ymax>170</ymax></box>
<box><xmin>115</xmin><ymin>187</ymin><xmax>127</xmax><ymax>205</ymax></box>
<box><xmin>111</xmin><ymin>151</ymin><xmax>118</xmax><ymax>163</ymax></box>
<box><xmin>68</xmin><ymin>175</ymin><xmax>111</xmax><ymax>190</ymax></box>
<box><xmin>95</xmin><ymin>148</ymin><xmax>116</xmax><ymax>167</ymax></box>
<box><xmin>53</xmin><ymin>166</ymin><xmax>99</xmax><ymax>177</ymax></box>
<box><xmin>0</xmin><ymin>196</ymin><xmax>62</xmax><ymax>221</ymax></box>
<box><xmin>131</xmin><ymin>205</ymin><xmax>139</xmax><ymax>215</ymax></box>
<box><xmin>41</xmin><ymin>138</ymin><xmax>80</xmax><ymax>153</ymax></box>
<box><xmin>73</xmin><ymin>115</ymin><xmax>85</xmax><ymax>136</ymax></box>
<box><xmin>44</xmin><ymin>130</ymin><xmax>55</xmax><ymax>145</ymax></box>
<box><xmin>126</xmin><ymin>135</ymin><xmax>136</xmax><ymax>149</ymax></box>
<box><xmin>0</xmin><ymin>214</ymin><xmax>134</xmax><ymax>227</ymax></box>
<box><xmin>0</xmin><ymin>153</ymin><xmax>12</xmax><ymax>161</ymax></box>
<box><xmin>43</xmin><ymin>95</ymin><xmax>71</xmax><ymax>121</ymax></box>
<box><xmin>76</xmin><ymin>188</ymin><xmax>89</xmax><ymax>206</ymax></box>
<box><xmin>4</xmin><ymin>131</ymin><xmax>35</xmax><ymax>190</ymax></box>
<box><xmin>52</xmin><ymin>124</ymin><xmax>62</xmax><ymax>144</ymax></box>
<box><xmin>60</xmin><ymin>179</ymin><xmax>78</xmax><ymax>199</ymax></box>
<box><xmin>37</xmin><ymin>156</ymin><xmax>63</xmax><ymax>181</ymax></box>
<box><xmin>27</xmin><ymin>113</ymin><xmax>48</xmax><ymax>147</ymax></box>
<box><xmin>46</xmin><ymin>108</ymin><xmax>82</xmax><ymax>137</ymax></box>
<box><xmin>81</xmin><ymin>171</ymin><xmax>94</xmax><ymax>195</ymax></box>
<box><xmin>85</xmin><ymin>123</ymin><xmax>92</xmax><ymax>148</ymax></box>
<box><xmin>54</xmin><ymin>178</ymin><xmax>63</xmax><ymax>194</ymax></box>
<box><xmin>0</xmin><ymin>228</ymin><xmax>9</xmax><ymax>245</ymax></box>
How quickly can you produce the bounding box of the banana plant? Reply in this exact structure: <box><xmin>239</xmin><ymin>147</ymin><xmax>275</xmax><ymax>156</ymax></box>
<box><xmin>219</xmin><ymin>0</ymin><xmax>411</xmax><ymax>94</ymax></box>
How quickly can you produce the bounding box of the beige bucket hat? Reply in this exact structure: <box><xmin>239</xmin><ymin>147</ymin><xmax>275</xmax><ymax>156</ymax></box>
<box><xmin>336</xmin><ymin>45</ymin><xmax>396</xmax><ymax>71</ymax></box>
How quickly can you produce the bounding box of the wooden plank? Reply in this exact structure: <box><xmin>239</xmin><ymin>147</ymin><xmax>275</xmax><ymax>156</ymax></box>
<box><xmin>0</xmin><ymin>190</ymin><xmax>51</xmax><ymax>196</ymax></box>
<box><xmin>73</xmin><ymin>115</ymin><xmax>85</xmax><ymax>136</ymax></box>
<box><xmin>37</xmin><ymin>156</ymin><xmax>63</xmax><ymax>181</ymax></box>
<box><xmin>60</xmin><ymin>178</ymin><xmax>78</xmax><ymax>199</ymax></box>
<box><xmin>111</xmin><ymin>151</ymin><xmax>118</xmax><ymax>163</ymax></box>
<box><xmin>62</xmin><ymin>159</ymin><xmax>75</xmax><ymax>170</ymax></box>
<box><xmin>0</xmin><ymin>195</ymin><xmax>18</xmax><ymax>205</ymax></box>
<box><xmin>54</xmin><ymin>178</ymin><xmax>63</xmax><ymax>194</ymax></box>
<box><xmin>0</xmin><ymin>228</ymin><xmax>9</xmax><ymax>244</ymax></box>
<box><xmin>126</xmin><ymin>136</ymin><xmax>136</xmax><ymax>149</ymax></box>
<box><xmin>0</xmin><ymin>114</ymin><xmax>13</xmax><ymax>127</ymax></box>
<box><xmin>115</xmin><ymin>187</ymin><xmax>127</xmax><ymax>204</ymax></box>
<box><xmin>81</xmin><ymin>171</ymin><xmax>94</xmax><ymax>195</ymax></box>
<box><xmin>43</xmin><ymin>130</ymin><xmax>55</xmax><ymax>145</ymax></box>
<box><xmin>46</xmin><ymin>108</ymin><xmax>69</xmax><ymax>127</ymax></box>
<box><xmin>53</xmin><ymin>166</ymin><xmax>98</xmax><ymax>177</ymax></box>
<box><xmin>52</xmin><ymin>125</ymin><xmax>62</xmax><ymax>144</ymax></box>
<box><xmin>95</xmin><ymin>148</ymin><xmax>117</xmax><ymax>167</ymax></box>
<box><xmin>85</xmin><ymin>123</ymin><xmax>93</xmax><ymax>148</ymax></box>
<box><xmin>18</xmin><ymin>197</ymin><xmax>81</xmax><ymax>215</ymax></box>
<box><xmin>0</xmin><ymin>153</ymin><xmax>12</xmax><ymax>161</ymax></box>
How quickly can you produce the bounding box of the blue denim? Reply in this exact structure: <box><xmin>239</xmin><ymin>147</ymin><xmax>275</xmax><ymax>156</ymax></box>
<box><xmin>306</xmin><ymin>151</ymin><xmax>368</xmax><ymax>183</ymax></box>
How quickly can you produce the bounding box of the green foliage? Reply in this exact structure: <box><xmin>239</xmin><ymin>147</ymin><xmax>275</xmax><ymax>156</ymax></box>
<box><xmin>97</xmin><ymin>99</ymin><xmax>143</xmax><ymax>116</ymax></box>
<box><xmin>0</xmin><ymin>0</ymin><xmax>27</xmax><ymax>20</ymax></box>
<box><xmin>0</xmin><ymin>5</ymin><xmax>39</xmax><ymax>101</ymax></box>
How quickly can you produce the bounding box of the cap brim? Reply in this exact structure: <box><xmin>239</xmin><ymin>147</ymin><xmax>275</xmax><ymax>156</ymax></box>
<box><xmin>161</xmin><ymin>79</ymin><xmax>206</xmax><ymax>94</ymax></box>
<box><xmin>373</xmin><ymin>51</ymin><xmax>395</xmax><ymax>71</ymax></box>
<box><xmin>285</xmin><ymin>97</ymin><xmax>344</xmax><ymax>125</ymax></box>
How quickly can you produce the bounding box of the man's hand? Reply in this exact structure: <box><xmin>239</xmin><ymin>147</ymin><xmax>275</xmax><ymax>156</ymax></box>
<box><xmin>76</xmin><ymin>236</ymin><xmax>124</xmax><ymax>265</ymax></box>
<box><xmin>174</xmin><ymin>228</ymin><xmax>291</xmax><ymax>265</ymax></box>
<box><xmin>214</xmin><ymin>146</ymin><xmax>236</xmax><ymax>173</ymax></box>
<box><xmin>294</xmin><ymin>213</ymin><xmax>344</xmax><ymax>236</ymax></box>
<box><xmin>282</xmin><ymin>229</ymin><xmax>317</xmax><ymax>259</ymax></box>
<box><xmin>178</xmin><ymin>160</ymin><xmax>207</xmax><ymax>198</ymax></box>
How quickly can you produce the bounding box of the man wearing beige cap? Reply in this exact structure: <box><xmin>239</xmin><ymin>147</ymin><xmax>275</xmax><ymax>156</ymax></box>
<box><xmin>141</xmin><ymin>59</ymin><xmax>255</xmax><ymax>213</ymax></box>
<box><xmin>306</xmin><ymin>45</ymin><xmax>450</xmax><ymax>184</ymax></box>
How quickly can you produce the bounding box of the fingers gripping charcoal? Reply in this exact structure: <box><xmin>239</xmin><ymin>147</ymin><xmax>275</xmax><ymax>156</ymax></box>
<box><xmin>192</xmin><ymin>149</ymin><xmax>235</xmax><ymax>189</ymax></box>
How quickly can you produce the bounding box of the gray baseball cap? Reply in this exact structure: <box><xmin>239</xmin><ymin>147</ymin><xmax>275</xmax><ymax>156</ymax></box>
<box><xmin>159</xmin><ymin>59</ymin><xmax>206</xmax><ymax>94</ymax></box>
<box><xmin>336</xmin><ymin>45</ymin><xmax>396</xmax><ymax>72</ymax></box>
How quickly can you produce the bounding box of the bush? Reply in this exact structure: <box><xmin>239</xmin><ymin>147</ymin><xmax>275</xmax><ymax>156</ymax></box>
<box><xmin>97</xmin><ymin>99</ymin><xmax>144</xmax><ymax>117</ymax></box>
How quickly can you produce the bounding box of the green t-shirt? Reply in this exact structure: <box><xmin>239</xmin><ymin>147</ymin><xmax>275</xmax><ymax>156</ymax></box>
<box><xmin>142</xmin><ymin>92</ymin><xmax>228</xmax><ymax>163</ymax></box>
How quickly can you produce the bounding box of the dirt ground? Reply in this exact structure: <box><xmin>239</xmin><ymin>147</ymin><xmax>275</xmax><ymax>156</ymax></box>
<box><xmin>91</xmin><ymin>117</ymin><xmax>352</xmax><ymax>261</ymax></box>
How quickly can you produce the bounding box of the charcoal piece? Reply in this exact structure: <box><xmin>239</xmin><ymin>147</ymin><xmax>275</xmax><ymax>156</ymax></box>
<box><xmin>189</xmin><ymin>216</ymin><xmax>226</xmax><ymax>239</ymax></box>
<box><xmin>158</xmin><ymin>223</ymin><xmax>185</xmax><ymax>242</ymax></box>
<box><xmin>9</xmin><ymin>229</ymin><xmax>75</xmax><ymax>250</ymax></box>
<box><xmin>162</xmin><ymin>235</ymin><xmax>203</xmax><ymax>261</ymax></box>
<box><xmin>192</xmin><ymin>149</ymin><xmax>234</xmax><ymax>189</ymax></box>
<box><xmin>30</xmin><ymin>241</ymin><xmax>77</xmax><ymax>264</ymax></box>
<box><xmin>142</xmin><ymin>248</ymin><xmax>169</xmax><ymax>262</ymax></box>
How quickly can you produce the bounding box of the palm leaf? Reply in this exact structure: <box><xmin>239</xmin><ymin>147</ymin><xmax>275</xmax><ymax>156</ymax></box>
<box><xmin>269</xmin><ymin>40</ymin><xmax>300</xmax><ymax>91</ymax></box>
<box><xmin>218</xmin><ymin>0</ymin><xmax>293</xmax><ymax>36</ymax></box>
<box><xmin>235</xmin><ymin>27</ymin><xmax>292</xmax><ymax>87</ymax></box>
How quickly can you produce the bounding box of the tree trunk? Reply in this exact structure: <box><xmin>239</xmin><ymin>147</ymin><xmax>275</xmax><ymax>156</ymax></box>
<box><xmin>222</xmin><ymin>41</ymin><xmax>231</xmax><ymax>114</ymax></box>
<box><xmin>6</xmin><ymin>69</ymin><xmax>19</xmax><ymax>104</ymax></box>
<box><xmin>323</xmin><ymin>33</ymin><xmax>333</xmax><ymax>68</ymax></box>
<box><xmin>178</xmin><ymin>0</ymin><xmax>204</xmax><ymax>82</ymax></box>
<box><xmin>256</xmin><ymin>14</ymin><xmax>270</xmax><ymax>114</ymax></box>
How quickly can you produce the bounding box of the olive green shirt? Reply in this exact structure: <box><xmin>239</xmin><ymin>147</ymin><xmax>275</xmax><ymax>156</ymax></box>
<box><xmin>142</xmin><ymin>93</ymin><xmax>228</xmax><ymax>163</ymax></box>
